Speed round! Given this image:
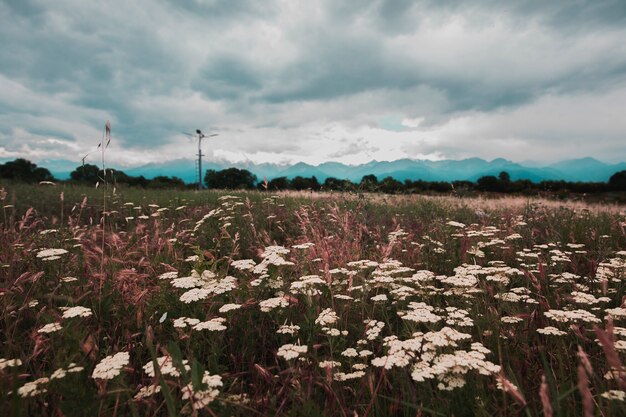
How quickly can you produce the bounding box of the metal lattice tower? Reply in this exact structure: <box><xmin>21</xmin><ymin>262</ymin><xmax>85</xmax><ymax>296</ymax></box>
<box><xmin>183</xmin><ymin>129</ymin><xmax>218</xmax><ymax>190</ymax></box>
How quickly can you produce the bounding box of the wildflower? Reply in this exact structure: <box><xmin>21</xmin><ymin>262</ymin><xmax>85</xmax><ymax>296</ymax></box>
<box><xmin>172</xmin><ymin>276</ymin><xmax>202</xmax><ymax>288</ymax></box>
<box><xmin>501</xmin><ymin>316</ymin><xmax>524</xmax><ymax>324</ymax></box>
<box><xmin>143</xmin><ymin>356</ymin><xmax>190</xmax><ymax>377</ymax></box>
<box><xmin>50</xmin><ymin>363</ymin><xmax>83</xmax><ymax>380</ymax></box>
<box><xmin>180</xmin><ymin>288</ymin><xmax>211</xmax><ymax>303</ymax></box>
<box><xmin>36</xmin><ymin>248</ymin><xmax>68</xmax><ymax>261</ymax></box>
<box><xmin>38</xmin><ymin>322</ymin><xmax>62</xmax><ymax>334</ymax></box>
<box><xmin>182</xmin><ymin>371</ymin><xmax>223</xmax><ymax>410</ymax></box>
<box><xmin>230</xmin><ymin>259</ymin><xmax>256</xmax><ymax>271</ymax></box>
<box><xmin>158</xmin><ymin>271</ymin><xmax>178</xmax><ymax>280</ymax></box>
<box><xmin>319</xmin><ymin>360</ymin><xmax>342</xmax><ymax>369</ymax></box>
<box><xmin>446</xmin><ymin>221</ymin><xmax>466</xmax><ymax>228</ymax></box>
<box><xmin>370</xmin><ymin>294</ymin><xmax>388</xmax><ymax>302</ymax></box>
<box><xmin>315</xmin><ymin>308</ymin><xmax>339</xmax><ymax>326</ymax></box>
<box><xmin>333</xmin><ymin>371</ymin><xmax>366</xmax><ymax>381</ymax></box>
<box><xmin>292</xmin><ymin>242</ymin><xmax>315</xmax><ymax>249</ymax></box>
<box><xmin>192</xmin><ymin>318</ymin><xmax>227</xmax><ymax>332</ymax></box>
<box><xmin>601</xmin><ymin>390</ymin><xmax>626</xmax><ymax>401</ymax></box>
<box><xmin>173</xmin><ymin>317</ymin><xmax>201</xmax><ymax>328</ymax></box>
<box><xmin>277</xmin><ymin>344</ymin><xmax>308</xmax><ymax>360</ymax></box>
<box><xmin>219</xmin><ymin>303</ymin><xmax>242</xmax><ymax>313</ymax></box>
<box><xmin>0</xmin><ymin>358</ymin><xmax>22</xmax><ymax>371</ymax></box>
<box><xmin>18</xmin><ymin>377</ymin><xmax>49</xmax><ymax>397</ymax></box>
<box><xmin>277</xmin><ymin>324</ymin><xmax>300</xmax><ymax>335</ymax></box>
<box><xmin>92</xmin><ymin>352</ymin><xmax>130</xmax><ymax>380</ymax></box>
<box><xmin>135</xmin><ymin>384</ymin><xmax>161</xmax><ymax>399</ymax></box>
<box><xmin>342</xmin><ymin>348</ymin><xmax>358</xmax><ymax>358</ymax></box>
<box><xmin>399</xmin><ymin>302</ymin><xmax>441</xmax><ymax>324</ymax></box>
<box><xmin>61</xmin><ymin>306</ymin><xmax>93</xmax><ymax>319</ymax></box>
<box><xmin>544</xmin><ymin>309</ymin><xmax>600</xmax><ymax>324</ymax></box>
<box><xmin>259</xmin><ymin>296</ymin><xmax>291</xmax><ymax>312</ymax></box>
<box><xmin>605</xmin><ymin>307</ymin><xmax>626</xmax><ymax>320</ymax></box>
<box><xmin>364</xmin><ymin>319</ymin><xmax>385</xmax><ymax>340</ymax></box>
<box><xmin>537</xmin><ymin>327</ymin><xmax>567</xmax><ymax>336</ymax></box>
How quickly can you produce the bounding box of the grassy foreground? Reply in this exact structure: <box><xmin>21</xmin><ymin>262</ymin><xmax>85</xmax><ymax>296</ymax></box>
<box><xmin>1</xmin><ymin>182</ymin><xmax>626</xmax><ymax>416</ymax></box>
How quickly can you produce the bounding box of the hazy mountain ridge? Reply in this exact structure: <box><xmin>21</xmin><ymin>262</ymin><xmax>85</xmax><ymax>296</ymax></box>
<box><xmin>13</xmin><ymin>157</ymin><xmax>626</xmax><ymax>184</ymax></box>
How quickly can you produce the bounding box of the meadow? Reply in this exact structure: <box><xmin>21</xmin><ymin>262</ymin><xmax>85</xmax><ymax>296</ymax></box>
<box><xmin>1</xmin><ymin>182</ymin><xmax>626</xmax><ymax>416</ymax></box>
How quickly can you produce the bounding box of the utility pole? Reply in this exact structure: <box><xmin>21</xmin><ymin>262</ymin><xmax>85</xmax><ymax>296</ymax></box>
<box><xmin>184</xmin><ymin>129</ymin><xmax>218</xmax><ymax>190</ymax></box>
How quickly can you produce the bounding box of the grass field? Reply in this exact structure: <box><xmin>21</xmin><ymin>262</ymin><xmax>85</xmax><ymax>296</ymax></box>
<box><xmin>1</xmin><ymin>182</ymin><xmax>626</xmax><ymax>416</ymax></box>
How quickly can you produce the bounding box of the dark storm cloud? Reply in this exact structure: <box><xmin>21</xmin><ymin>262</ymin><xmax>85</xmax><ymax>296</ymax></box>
<box><xmin>1</xmin><ymin>0</ymin><xmax>625</xmax><ymax>165</ymax></box>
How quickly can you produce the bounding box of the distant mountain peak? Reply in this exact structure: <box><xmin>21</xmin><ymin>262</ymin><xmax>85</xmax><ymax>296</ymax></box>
<box><xmin>17</xmin><ymin>156</ymin><xmax>626</xmax><ymax>184</ymax></box>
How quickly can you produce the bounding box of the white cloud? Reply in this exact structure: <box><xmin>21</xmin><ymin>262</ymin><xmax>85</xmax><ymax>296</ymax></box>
<box><xmin>1</xmin><ymin>0</ymin><xmax>625</xmax><ymax>169</ymax></box>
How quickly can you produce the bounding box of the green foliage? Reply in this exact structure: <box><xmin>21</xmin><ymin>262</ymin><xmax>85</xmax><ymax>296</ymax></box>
<box><xmin>205</xmin><ymin>167</ymin><xmax>257</xmax><ymax>189</ymax></box>
<box><xmin>0</xmin><ymin>158</ymin><xmax>54</xmax><ymax>183</ymax></box>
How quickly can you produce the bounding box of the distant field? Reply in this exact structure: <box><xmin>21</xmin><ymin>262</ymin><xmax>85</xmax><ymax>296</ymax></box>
<box><xmin>1</xmin><ymin>182</ymin><xmax>626</xmax><ymax>416</ymax></box>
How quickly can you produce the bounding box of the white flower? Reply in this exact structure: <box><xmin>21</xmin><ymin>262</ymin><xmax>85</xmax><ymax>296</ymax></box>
<box><xmin>333</xmin><ymin>371</ymin><xmax>365</xmax><ymax>381</ymax></box>
<box><xmin>537</xmin><ymin>326</ymin><xmax>567</xmax><ymax>336</ymax></box>
<box><xmin>230</xmin><ymin>259</ymin><xmax>256</xmax><ymax>271</ymax></box>
<box><xmin>180</xmin><ymin>288</ymin><xmax>211</xmax><ymax>303</ymax></box>
<box><xmin>192</xmin><ymin>318</ymin><xmax>227</xmax><ymax>332</ymax></box>
<box><xmin>277</xmin><ymin>324</ymin><xmax>300</xmax><ymax>335</ymax></box>
<box><xmin>277</xmin><ymin>344</ymin><xmax>308</xmax><ymax>360</ymax></box>
<box><xmin>601</xmin><ymin>390</ymin><xmax>626</xmax><ymax>401</ymax></box>
<box><xmin>143</xmin><ymin>356</ymin><xmax>190</xmax><ymax>377</ymax></box>
<box><xmin>0</xmin><ymin>358</ymin><xmax>22</xmax><ymax>370</ymax></box>
<box><xmin>500</xmin><ymin>316</ymin><xmax>524</xmax><ymax>324</ymax></box>
<box><xmin>315</xmin><ymin>308</ymin><xmax>339</xmax><ymax>326</ymax></box>
<box><xmin>92</xmin><ymin>352</ymin><xmax>129</xmax><ymax>380</ymax></box>
<box><xmin>319</xmin><ymin>360</ymin><xmax>342</xmax><ymax>369</ymax></box>
<box><xmin>259</xmin><ymin>297</ymin><xmax>291</xmax><ymax>312</ymax></box>
<box><xmin>36</xmin><ymin>248</ymin><xmax>68</xmax><ymax>261</ymax></box>
<box><xmin>38</xmin><ymin>322</ymin><xmax>62</xmax><ymax>334</ymax></box>
<box><xmin>61</xmin><ymin>306</ymin><xmax>93</xmax><ymax>319</ymax></box>
<box><xmin>181</xmin><ymin>371</ymin><xmax>222</xmax><ymax>410</ymax></box>
<box><xmin>18</xmin><ymin>377</ymin><xmax>49</xmax><ymax>397</ymax></box>
<box><xmin>135</xmin><ymin>384</ymin><xmax>161</xmax><ymax>399</ymax></box>
<box><xmin>219</xmin><ymin>303</ymin><xmax>242</xmax><ymax>313</ymax></box>
<box><xmin>446</xmin><ymin>221</ymin><xmax>466</xmax><ymax>228</ymax></box>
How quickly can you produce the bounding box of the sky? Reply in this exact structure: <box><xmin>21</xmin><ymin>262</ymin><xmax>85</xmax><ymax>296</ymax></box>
<box><xmin>1</xmin><ymin>0</ymin><xmax>626</xmax><ymax>169</ymax></box>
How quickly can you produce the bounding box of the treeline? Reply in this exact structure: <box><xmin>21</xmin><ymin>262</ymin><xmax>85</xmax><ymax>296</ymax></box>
<box><xmin>206</xmin><ymin>168</ymin><xmax>626</xmax><ymax>194</ymax></box>
<box><xmin>0</xmin><ymin>159</ymin><xmax>189</xmax><ymax>189</ymax></box>
<box><xmin>2</xmin><ymin>158</ymin><xmax>626</xmax><ymax>194</ymax></box>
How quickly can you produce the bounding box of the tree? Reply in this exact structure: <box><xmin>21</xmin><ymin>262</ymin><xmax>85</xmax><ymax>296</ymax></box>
<box><xmin>476</xmin><ymin>175</ymin><xmax>500</xmax><ymax>192</ymax></box>
<box><xmin>359</xmin><ymin>174</ymin><xmax>378</xmax><ymax>191</ymax></box>
<box><xmin>267</xmin><ymin>176</ymin><xmax>289</xmax><ymax>190</ymax></box>
<box><xmin>290</xmin><ymin>176</ymin><xmax>320</xmax><ymax>191</ymax></box>
<box><xmin>204</xmin><ymin>168</ymin><xmax>257</xmax><ymax>189</ymax></box>
<box><xmin>0</xmin><ymin>158</ymin><xmax>54</xmax><ymax>182</ymax></box>
<box><xmin>609</xmin><ymin>170</ymin><xmax>626</xmax><ymax>191</ymax></box>
<box><xmin>380</xmin><ymin>176</ymin><xmax>403</xmax><ymax>194</ymax></box>
<box><xmin>323</xmin><ymin>177</ymin><xmax>344</xmax><ymax>191</ymax></box>
<box><xmin>70</xmin><ymin>164</ymin><xmax>100</xmax><ymax>183</ymax></box>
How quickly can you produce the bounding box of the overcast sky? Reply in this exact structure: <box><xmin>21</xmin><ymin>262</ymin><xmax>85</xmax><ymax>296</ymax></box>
<box><xmin>1</xmin><ymin>0</ymin><xmax>626</xmax><ymax>168</ymax></box>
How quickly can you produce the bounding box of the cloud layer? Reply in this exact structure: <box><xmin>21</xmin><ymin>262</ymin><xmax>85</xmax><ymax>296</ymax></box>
<box><xmin>1</xmin><ymin>0</ymin><xmax>626</xmax><ymax>167</ymax></box>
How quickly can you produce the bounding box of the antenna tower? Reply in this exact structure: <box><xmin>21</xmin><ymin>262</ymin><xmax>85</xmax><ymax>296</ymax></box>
<box><xmin>183</xmin><ymin>129</ymin><xmax>219</xmax><ymax>190</ymax></box>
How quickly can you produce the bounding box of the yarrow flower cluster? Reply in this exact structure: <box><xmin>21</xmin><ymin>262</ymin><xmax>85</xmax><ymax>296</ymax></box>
<box><xmin>61</xmin><ymin>306</ymin><xmax>93</xmax><ymax>319</ymax></box>
<box><xmin>315</xmin><ymin>308</ymin><xmax>339</xmax><ymax>326</ymax></box>
<box><xmin>277</xmin><ymin>344</ymin><xmax>308</xmax><ymax>360</ymax></box>
<box><xmin>91</xmin><ymin>352</ymin><xmax>130</xmax><ymax>380</ymax></box>
<box><xmin>36</xmin><ymin>248</ymin><xmax>68</xmax><ymax>261</ymax></box>
<box><xmin>38</xmin><ymin>322</ymin><xmax>62</xmax><ymax>334</ymax></box>
<box><xmin>143</xmin><ymin>356</ymin><xmax>190</xmax><ymax>377</ymax></box>
<box><xmin>182</xmin><ymin>371</ymin><xmax>223</xmax><ymax>410</ymax></box>
<box><xmin>259</xmin><ymin>296</ymin><xmax>291</xmax><ymax>312</ymax></box>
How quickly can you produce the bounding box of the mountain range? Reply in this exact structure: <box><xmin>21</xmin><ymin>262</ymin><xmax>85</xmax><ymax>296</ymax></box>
<box><xmin>16</xmin><ymin>157</ymin><xmax>626</xmax><ymax>184</ymax></box>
